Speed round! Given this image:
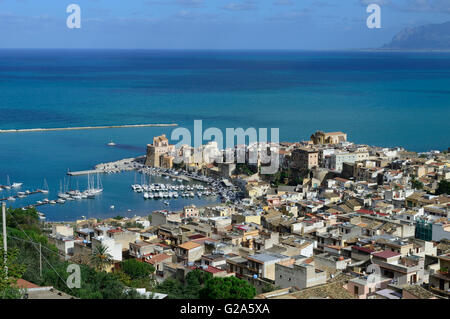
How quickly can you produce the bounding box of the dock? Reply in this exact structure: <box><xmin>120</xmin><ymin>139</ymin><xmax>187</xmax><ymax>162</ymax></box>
<box><xmin>0</xmin><ymin>190</ymin><xmax>44</xmax><ymax>202</ymax></box>
<box><xmin>68</xmin><ymin>156</ymin><xmax>146</xmax><ymax>176</ymax></box>
<box><xmin>160</xmin><ymin>172</ymin><xmax>192</xmax><ymax>182</ymax></box>
<box><xmin>0</xmin><ymin>123</ymin><xmax>178</xmax><ymax>134</ymax></box>
<box><xmin>67</xmin><ymin>169</ymin><xmax>104</xmax><ymax>176</ymax></box>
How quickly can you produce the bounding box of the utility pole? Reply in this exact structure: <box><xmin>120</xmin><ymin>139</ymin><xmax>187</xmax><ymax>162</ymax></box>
<box><xmin>39</xmin><ymin>243</ymin><xmax>42</xmax><ymax>278</ymax></box>
<box><xmin>2</xmin><ymin>202</ymin><xmax>7</xmax><ymax>277</ymax></box>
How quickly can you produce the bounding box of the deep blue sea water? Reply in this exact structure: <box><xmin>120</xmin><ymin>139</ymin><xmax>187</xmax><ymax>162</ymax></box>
<box><xmin>0</xmin><ymin>50</ymin><xmax>449</xmax><ymax>221</ymax></box>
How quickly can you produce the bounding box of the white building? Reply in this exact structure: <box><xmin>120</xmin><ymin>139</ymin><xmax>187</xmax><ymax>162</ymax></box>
<box><xmin>330</xmin><ymin>151</ymin><xmax>369</xmax><ymax>172</ymax></box>
<box><xmin>432</xmin><ymin>222</ymin><xmax>450</xmax><ymax>242</ymax></box>
<box><xmin>92</xmin><ymin>236</ymin><xmax>122</xmax><ymax>262</ymax></box>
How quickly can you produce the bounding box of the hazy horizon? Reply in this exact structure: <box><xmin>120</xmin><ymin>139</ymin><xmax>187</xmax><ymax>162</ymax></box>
<box><xmin>1</xmin><ymin>0</ymin><xmax>449</xmax><ymax>50</ymax></box>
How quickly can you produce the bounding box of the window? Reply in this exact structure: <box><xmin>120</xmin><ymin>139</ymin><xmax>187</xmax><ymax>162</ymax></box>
<box><xmin>354</xmin><ymin>286</ymin><xmax>359</xmax><ymax>295</ymax></box>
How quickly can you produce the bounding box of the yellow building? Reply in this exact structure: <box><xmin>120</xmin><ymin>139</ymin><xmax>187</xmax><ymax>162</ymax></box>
<box><xmin>145</xmin><ymin>134</ymin><xmax>175</xmax><ymax>167</ymax></box>
<box><xmin>310</xmin><ymin>131</ymin><xmax>347</xmax><ymax>145</ymax></box>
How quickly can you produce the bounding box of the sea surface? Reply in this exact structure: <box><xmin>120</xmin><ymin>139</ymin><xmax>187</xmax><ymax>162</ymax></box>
<box><xmin>0</xmin><ymin>50</ymin><xmax>449</xmax><ymax>221</ymax></box>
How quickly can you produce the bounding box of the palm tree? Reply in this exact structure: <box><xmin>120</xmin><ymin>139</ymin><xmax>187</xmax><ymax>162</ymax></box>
<box><xmin>90</xmin><ymin>244</ymin><xmax>114</xmax><ymax>272</ymax></box>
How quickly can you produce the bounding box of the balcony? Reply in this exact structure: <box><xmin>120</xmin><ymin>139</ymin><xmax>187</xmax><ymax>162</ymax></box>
<box><xmin>429</xmin><ymin>286</ymin><xmax>450</xmax><ymax>297</ymax></box>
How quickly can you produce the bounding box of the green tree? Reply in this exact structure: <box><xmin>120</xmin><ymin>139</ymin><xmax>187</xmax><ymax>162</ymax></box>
<box><xmin>261</xmin><ymin>283</ymin><xmax>281</xmax><ymax>293</ymax></box>
<box><xmin>90</xmin><ymin>244</ymin><xmax>114</xmax><ymax>272</ymax></box>
<box><xmin>199</xmin><ymin>276</ymin><xmax>256</xmax><ymax>299</ymax></box>
<box><xmin>154</xmin><ymin>269</ymin><xmax>212</xmax><ymax>299</ymax></box>
<box><xmin>411</xmin><ymin>178</ymin><xmax>424</xmax><ymax>190</ymax></box>
<box><xmin>184</xmin><ymin>269</ymin><xmax>212</xmax><ymax>298</ymax></box>
<box><xmin>155</xmin><ymin>278</ymin><xmax>184</xmax><ymax>299</ymax></box>
<box><xmin>0</xmin><ymin>247</ymin><xmax>27</xmax><ymax>299</ymax></box>
<box><xmin>120</xmin><ymin>259</ymin><xmax>155</xmax><ymax>280</ymax></box>
<box><xmin>124</xmin><ymin>221</ymin><xmax>144</xmax><ymax>229</ymax></box>
<box><xmin>436</xmin><ymin>180</ymin><xmax>450</xmax><ymax>195</ymax></box>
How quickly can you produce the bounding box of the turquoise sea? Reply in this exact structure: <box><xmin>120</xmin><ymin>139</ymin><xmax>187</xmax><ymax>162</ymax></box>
<box><xmin>0</xmin><ymin>50</ymin><xmax>449</xmax><ymax>221</ymax></box>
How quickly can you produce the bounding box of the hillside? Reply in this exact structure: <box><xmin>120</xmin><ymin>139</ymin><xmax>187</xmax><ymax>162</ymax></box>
<box><xmin>383</xmin><ymin>21</ymin><xmax>450</xmax><ymax>50</ymax></box>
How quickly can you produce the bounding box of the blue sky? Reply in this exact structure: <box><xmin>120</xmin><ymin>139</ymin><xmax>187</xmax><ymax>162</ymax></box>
<box><xmin>0</xmin><ymin>0</ymin><xmax>449</xmax><ymax>49</ymax></box>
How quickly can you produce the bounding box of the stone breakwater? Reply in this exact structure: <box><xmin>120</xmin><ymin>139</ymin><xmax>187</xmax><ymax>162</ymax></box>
<box><xmin>0</xmin><ymin>123</ymin><xmax>178</xmax><ymax>133</ymax></box>
<box><xmin>67</xmin><ymin>156</ymin><xmax>146</xmax><ymax>176</ymax></box>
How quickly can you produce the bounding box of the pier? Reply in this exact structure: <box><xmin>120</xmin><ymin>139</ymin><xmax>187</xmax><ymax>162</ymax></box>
<box><xmin>68</xmin><ymin>156</ymin><xmax>146</xmax><ymax>176</ymax></box>
<box><xmin>0</xmin><ymin>123</ymin><xmax>178</xmax><ymax>134</ymax></box>
<box><xmin>0</xmin><ymin>190</ymin><xmax>44</xmax><ymax>202</ymax></box>
<box><xmin>67</xmin><ymin>169</ymin><xmax>105</xmax><ymax>177</ymax></box>
<box><xmin>160</xmin><ymin>172</ymin><xmax>192</xmax><ymax>182</ymax></box>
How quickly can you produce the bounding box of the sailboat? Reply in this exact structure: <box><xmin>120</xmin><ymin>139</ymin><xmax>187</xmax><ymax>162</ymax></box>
<box><xmin>39</xmin><ymin>178</ymin><xmax>49</xmax><ymax>194</ymax></box>
<box><xmin>4</xmin><ymin>175</ymin><xmax>11</xmax><ymax>189</ymax></box>
<box><xmin>92</xmin><ymin>173</ymin><xmax>103</xmax><ymax>195</ymax></box>
<box><xmin>85</xmin><ymin>173</ymin><xmax>103</xmax><ymax>197</ymax></box>
<box><xmin>58</xmin><ymin>179</ymin><xmax>70</xmax><ymax>198</ymax></box>
<box><xmin>107</xmin><ymin>138</ymin><xmax>116</xmax><ymax>146</ymax></box>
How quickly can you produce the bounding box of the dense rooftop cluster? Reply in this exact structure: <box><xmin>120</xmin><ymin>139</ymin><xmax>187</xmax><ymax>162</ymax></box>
<box><xmin>48</xmin><ymin>131</ymin><xmax>450</xmax><ymax>299</ymax></box>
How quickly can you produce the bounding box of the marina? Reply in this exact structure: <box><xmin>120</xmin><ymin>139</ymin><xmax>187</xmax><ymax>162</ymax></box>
<box><xmin>2</xmin><ymin>164</ymin><xmax>236</xmax><ymax>221</ymax></box>
<box><xmin>132</xmin><ymin>166</ymin><xmax>241</xmax><ymax>204</ymax></box>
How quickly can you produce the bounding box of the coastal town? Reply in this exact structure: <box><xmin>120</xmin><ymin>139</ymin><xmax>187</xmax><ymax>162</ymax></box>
<box><xmin>7</xmin><ymin>131</ymin><xmax>450</xmax><ymax>300</ymax></box>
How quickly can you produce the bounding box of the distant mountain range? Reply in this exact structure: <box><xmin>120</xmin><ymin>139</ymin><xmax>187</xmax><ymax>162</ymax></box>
<box><xmin>383</xmin><ymin>21</ymin><xmax>450</xmax><ymax>50</ymax></box>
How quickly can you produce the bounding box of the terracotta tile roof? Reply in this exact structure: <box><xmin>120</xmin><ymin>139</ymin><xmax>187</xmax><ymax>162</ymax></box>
<box><xmin>202</xmin><ymin>266</ymin><xmax>225</xmax><ymax>274</ymax></box>
<box><xmin>357</xmin><ymin>209</ymin><xmax>375</xmax><ymax>215</ymax></box>
<box><xmin>145</xmin><ymin>253</ymin><xmax>171</xmax><ymax>265</ymax></box>
<box><xmin>373</xmin><ymin>250</ymin><xmax>401</xmax><ymax>259</ymax></box>
<box><xmin>352</xmin><ymin>246</ymin><xmax>375</xmax><ymax>254</ymax></box>
<box><xmin>16</xmin><ymin>279</ymin><xmax>40</xmax><ymax>289</ymax></box>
